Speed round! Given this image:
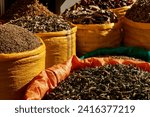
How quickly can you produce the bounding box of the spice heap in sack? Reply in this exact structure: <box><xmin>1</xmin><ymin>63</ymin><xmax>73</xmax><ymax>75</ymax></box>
<box><xmin>43</xmin><ymin>64</ymin><xmax>150</xmax><ymax>100</ymax></box>
<box><xmin>125</xmin><ymin>0</ymin><xmax>150</xmax><ymax>23</ymax></box>
<box><xmin>8</xmin><ymin>14</ymin><xmax>71</xmax><ymax>33</ymax></box>
<box><xmin>62</xmin><ymin>0</ymin><xmax>134</xmax><ymax>22</ymax></box>
<box><xmin>123</xmin><ymin>0</ymin><xmax>150</xmax><ymax>49</ymax></box>
<box><xmin>63</xmin><ymin>3</ymin><xmax>121</xmax><ymax>57</ymax></box>
<box><xmin>63</xmin><ymin>5</ymin><xmax>118</xmax><ymax>24</ymax></box>
<box><xmin>0</xmin><ymin>24</ymin><xmax>45</xmax><ymax>99</ymax></box>
<box><xmin>1</xmin><ymin>0</ymin><xmax>54</xmax><ymax>22</ymax></box>
<box><xmin>0</xmin><ymin>24</ymin><xmax>41</xmax><ymax>53</ymax></box>
<box><xmin>8</xmin><ymin>14</ymin><xmax>75</xmax><ymax>68</ymax></box>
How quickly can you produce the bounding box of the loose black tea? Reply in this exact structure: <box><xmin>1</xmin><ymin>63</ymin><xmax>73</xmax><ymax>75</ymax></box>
<box><xmin>0</xmin><ymin>24</ymin><xmax>41</xmax><ymax>53</ymax></box>
<box><xmin>62</xmin><ymin>6</ymin><xmax>118</xmax><ymax>24</ymax></box>
<box><xmin>8</xmin><ymin>15</ymin><xmax>71</xmax><ymax>33</ymax></box>
<box><xmin>99</xmin><ymin>56</ymin><xmax>143</xmax><ymax>61</ymax></box>
<box><xmin>1</xmin><ymin>0</ymin><xmax>54</xmax><ymax>22</ymax></box>
<box><xmin>125</xmin><ymin>0</ymin><xmax>150</xmax><ymax>23</ymax></box>
<box><xmin>43</xmin><ymin>64</ymin><xmax>150</xmax><ymax>100</ymax></box>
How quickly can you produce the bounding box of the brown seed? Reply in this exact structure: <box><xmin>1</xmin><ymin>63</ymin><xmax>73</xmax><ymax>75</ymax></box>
<box><xmin>0</xmin><ymin>24</ymin><xmax>41</xmax><ymax>53</ymax></box>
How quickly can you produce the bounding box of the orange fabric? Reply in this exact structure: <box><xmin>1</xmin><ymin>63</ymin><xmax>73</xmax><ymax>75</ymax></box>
<box><xmin>23</xmin><ymin>56</ymin><xmax>150</xmax><ymax>100</ymax></box>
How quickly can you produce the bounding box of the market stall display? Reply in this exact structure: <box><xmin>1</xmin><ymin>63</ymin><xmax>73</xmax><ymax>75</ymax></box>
<box><xmin>0</xmin><ymin>0</ymin><xmax>149</xmax><ymax>100</ymax></box>
<box><xmin>0</xmin><ymin>24</ymin><xmax>45</xmax><ymax>99</ymax></box>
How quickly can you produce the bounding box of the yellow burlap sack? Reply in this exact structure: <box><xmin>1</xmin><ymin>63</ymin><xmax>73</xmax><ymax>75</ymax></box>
<box><xmin>123</xmin><ymin>17</ymin><xmax>150</xmax><ymax>50</ymax></box>
<box><xmin>76</xmin><ymin>22</ymin><xmax>121</xmax><ymax>56</ymax></box>
<box><xmin>36</xmin><ymin>24</ymin><xmax>77</xmax><ymax>68</ymax></box>
<box><xmin>111</xmin><ymin>5</ymin><xmax>132</xmax><ymax>18</ymax></box>
<box><xmin>0</xmin><ymin>38</ymin><xmax>45</xmax><ymax>100</ymax></box>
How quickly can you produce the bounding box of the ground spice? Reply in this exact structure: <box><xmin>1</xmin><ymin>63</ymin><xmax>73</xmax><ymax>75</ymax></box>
<box><xmin>1</xmin><ymin>0</ymin><xmax>54</xmax><ymax>22</ymax></box>
<box><xmin>43</xmin><ymin>64</ymin><xmax>150</xmax><ymax>100</ymax></box>
<box><xmin>0</xmin><ymin>24</ymin><xmax>41</xmax><ymax>53</ymax></box>
<box><xmin>125</xmin><ymin>0</ymin><xmax>150</xmax><ymax>23</ymax></box>
<box><xmin>8</xmin><ymin>14</ymin><xmax>71</xmax><ymax>33</ymax></box>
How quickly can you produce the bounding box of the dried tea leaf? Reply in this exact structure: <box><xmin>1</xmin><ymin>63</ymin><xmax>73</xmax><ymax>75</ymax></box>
<box><xmin>8</xmin><ymin>15</ymin><xmax>71</xmax><ymax>33</ymax></box>
<box><xmin>43</xmin><ymin>64</ymin><xmax>150</xmax><ymax>100</ymax></box>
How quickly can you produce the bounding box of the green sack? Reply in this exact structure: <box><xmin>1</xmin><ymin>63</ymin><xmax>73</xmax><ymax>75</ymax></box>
<box><xmin>80</xmin><ymin>46</ymin><xmax>150</xmax><ymax>62</ymax></box>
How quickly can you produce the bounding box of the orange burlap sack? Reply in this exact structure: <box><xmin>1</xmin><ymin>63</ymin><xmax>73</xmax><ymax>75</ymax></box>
<box><xmin>123</xmin><ymin>17</ymin><xmax>150</xmax><ymax>49</ymax></box>
<box><xmin>23</xmin><ymin>55</ymin><xmax>150</xmax><ymax>100</ymax></box>
<box><xmin>0</xmin><ymin>38</ymin><xmax>45</xmax><ymax>100</ymax></box>
<box><xmin>36</xmin><ymin>24</ymin><xmax>77</xmax><ymax>68</ymax></box>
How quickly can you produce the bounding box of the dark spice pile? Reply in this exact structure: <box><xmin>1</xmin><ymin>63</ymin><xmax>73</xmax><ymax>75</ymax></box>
<box><xmin>80</xmin><ymin>0</ymin><xmax>133</xmax><ymax>9</ymax></box>
<box><xmin>125</xmin><ymin>0</ymin><xmax>150</xmax><ymax>23</ymax></box>
<box><xmin>43</xmin><ymin>64</ymin><xmax>150</xmax><ymax>100</ymax></box>
<box><xmin>62</xmin><ymin>6</ymin><xmax>118</xmax><ymax>24</ymax></box>
<box><xmin>62</xmin><ymin>0</ymin><xmax>135</xmax><ymax>24</ymax></box>
<box><xmin>1</xmin><ymin>0</ymin><xmax>54</xmax><ymax>22</ymax></box>
<box><xmin>8</xmin><ymin>15</ymin><xmax>71</xmax><ymax>33</ymax></box>
<box><xmin>98</xmin><ymin>55</ymin><xmax>143</xmax><ymax>61</ymax></box>
<box><xmin>0</xmin><ymin>24</ymin><xmax>41</xmax><ymax>54</ymax></box>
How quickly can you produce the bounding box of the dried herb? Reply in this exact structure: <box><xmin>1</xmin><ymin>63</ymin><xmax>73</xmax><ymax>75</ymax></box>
<box><xmin>98</xmin><ymin>56</ymin><xmax>143</xmax><ymax>61</ymax></box>
<box><xmin>0</xmin><ymin>24</ymin><xmax>41</xmax><ymax>53</ymax></box>
<box><xmin>125</xmin><ymin>0</ymin><xmax>150</xmax><ymax>23</ymax></box>
<box><xmin>81</xmin><ymin>0</ymin><xmax>133</xmax><ymax>9</ymax></box>
<box><xmin>43</xmin><ymin>64</ymin><xmax>150</xmax><ymax>100</ymax></box>
<box><xmin>62</xmin><ymin>6</ymin><xmax>118</xmax><ymax>24</ymax></box>
<box><xmin>62</xmin><ymin>0</ymin><xmax>135</xmax><ymax>24</ymax></box>
<box><xmin>8</xmin><ymin>15</ymin><xmax>71</xmax><ymax>33</ymax></box>
<box><xmin>1</xmin><ymin>0</ymin><xmax>54</xmax><ymax>22</ymax></box>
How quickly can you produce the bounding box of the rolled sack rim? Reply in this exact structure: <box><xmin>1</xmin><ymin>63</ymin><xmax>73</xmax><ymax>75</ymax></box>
<box><xmin>75</xmin><ymin>21</ymin><xmax>121</xmax><ymax>30</ymax></box>
<box><xmin>35</xmin><ymin>23</ymin><xmax>77</xmax><ymax>37</ymax></box>
<box><xmin>123</xmin><ymin>17</ymin><xmax>150</xmax><ymax>29</ymax></box>
<box><xmin>111</xmin><ymin>4</ymin><xmax>132</xmax><ymax>12</ymax></box>
<box><xmin>0</xmin><ymin>37</ymin><xmax>46</xmax><ymax>61</ymax></box>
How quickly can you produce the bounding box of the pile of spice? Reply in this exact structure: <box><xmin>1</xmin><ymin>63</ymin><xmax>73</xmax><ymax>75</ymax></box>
<box><xmin>43</xmin><ymin>64</ymin><xmax>150</xmax><ymax>100</ymax></box>
<box><xmin>62</xmin><ymin>6</ymin><xmax>118</xmax><ymax>24</ymax></box>
<box><xmin>125</xmin><ymin>0</ymin><xmax>150</xmax><ymax>23</ymax></box>
<box><xmin>1</xmin><ymin>0</ymin><xmax>54</xmax><ymax>22</ymax></box>
<box><xmin>0</xmin><ymin>24</ymin><xmax>41</xmax><ymax>53</ymax></box>
<box><xmin>8</xmin><ymin>14</ymin><xmax>71</xmax><ymax>33</ymax></box>
<box><xmin>80</xmin><ymin>0</ymin><xmax>133</xmax><ymax>9</ymax></box>
<box><xmin>98</xmin><ymin>55</ymin><xmax>143</xmax><ymax>61</ymax></box>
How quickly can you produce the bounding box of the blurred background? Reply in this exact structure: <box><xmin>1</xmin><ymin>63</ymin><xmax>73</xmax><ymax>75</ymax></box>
<box><xmin>0</xmin><ymin>0</ymin><xmax>81</xmax><ymax>16</ymax></box>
